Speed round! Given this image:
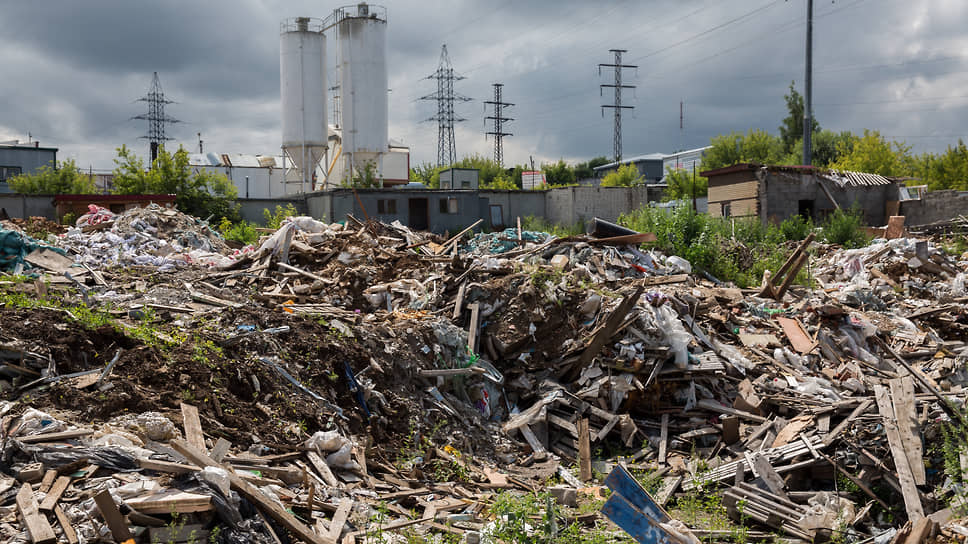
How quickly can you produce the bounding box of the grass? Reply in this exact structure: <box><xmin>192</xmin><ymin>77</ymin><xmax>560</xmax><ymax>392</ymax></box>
<box><xmin>521</xmin><ymin>215</ymin><xmax>585</xmax><ymax>238</ymax></box>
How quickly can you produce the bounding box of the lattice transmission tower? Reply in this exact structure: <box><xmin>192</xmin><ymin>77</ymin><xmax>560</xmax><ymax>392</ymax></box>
<box><xmin>484</xmin><ymin>83</ymin><xmax>513</xmax><ymax>167</ymax></box>
<box><xmin>133</xmin><ymin>72</ymin><xmax>181</xmax><ymax>163</ymax></box>
<box><xmin>599</xmin><ymin>50</ymin><xmax>636</xmax><ymax>162</ymax></box>
<box><xmin>421</xmin><ymin>45</ymin><xmax>470</xmax><ymax>167</ymax></box>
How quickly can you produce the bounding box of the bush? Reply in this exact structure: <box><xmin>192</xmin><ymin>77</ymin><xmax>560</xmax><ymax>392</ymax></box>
<box><xmin>780</xmin><ymin>214</ymin><xmax>814</xmax><ymax>241</ymax></box>
<box><xmin>263</xmin><ymin>203</ymin><xmax>299</xmax><ymax>229</ymax></box>
<box><xmin>821</xmin><ymin>207</ymin><xmax>869</xmax><ymax>248</ymax></box>
<box><xmin>218</xmin><ymin>218</ymin><xmax>259</xmax><ymax>245</ymax></box>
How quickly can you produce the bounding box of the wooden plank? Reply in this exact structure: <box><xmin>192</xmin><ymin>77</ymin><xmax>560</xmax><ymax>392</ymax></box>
<box><xmin>519</xmin><ymin>424</ymin><xmax>547</xmax><ymax>456</ymax></box>
<box><xmin>16</xmin><ymin>483</ymin><xmax>56</xmax><ymax>544</ymax></box>
<box><xmin>38</xmin><ymin>470</ymin><xmax>57</xmax><ymax>493</ymax></box>
<box><xmin>210</xmin><ymin>438</ymin><xmax>231</xmax><ymax>463</ymax></box>
<box><xmin>823</xmin><ymin>398</ymin><xmax>873</xmax><ymax>446</ymax></box>
<box><xmin>38</xmin><ymin>477</ymin><xmax>70</xmax><ymax>511</ymax></box>
<box><xmin>885</xmin><ymin>215</ymin><xmax>906</xmax><ymax>239</ymax></box>
<box><xmin>890</xmin><ymin>377</ymin><xmax>926</xmax><ymax>486</ymax></box>
<box><xmin>658</xmin><ymin>414</ymin><xmax>669</xmax><ymax>465</ymax></box>
<box><xmin>53</xmin><ymin>505</ymin><xmax>78</xmax><ymax>544</ymax></box>
<box><xmin>578</xmin><ymin>418</ymin><xmax>592</xmax><ymax>482</ymax></box>
<box><xmin>148</xmin><ymin>525</ymin><xmax>210</xmax><ymax>544</ymax></box>
<box><xmin>18</xmin><ymin>429</ymin><xmax>94</xmax><ymax>444</ymax></box>
<box><xmin>94</xmin><ymin>490</ymin><xmax>133</xmax><ymax>542</ymax></box>
<box><xmin>776</xmin><ymin>316</ymin><xmax>816</xmax><ymax>353</ymax></box>
<box><xmin>180</xmin><ymin>402</ymin><xmax>206</xmax><ymax>452</ymax></box>
<box><xmin>466</xmin><ymin>303</ymin><xmax>480</xmax><ymax>354</ymax></box>
<box><xmin>137</xmin><ymin>457</ymin><xmax>198</xmax><ymax>475</ymax></box>
<box><xmin>696</xmin><ymin>399</ymin><xmax>768</xmax><ymax>423</ymax></box>
<box><xmin>579</xmin><ymin>286</ymin><xmax>645</xmax><ymax>366</ymax></box>
<box><xmin>451</xmin><ymin>282</ymin><xmax>466</xmax><ymax>320</ymax></box>
<box><xmin>751</xmin><ymin>454</ymin><xmax>789</xmax><ymax>501</ymax></box>
<box><xmin>126</xmin><ymin>489</ymin><xmax>214</xmax><ymax>514</ymax></box>
<box><xmin>874</xmin><ymin>385</ymin><xmax>923</xmax><ymax>521</ymax></box>
<box><xmin>771</xmin><ymin>414</ymin><xmax>813</xmax><ymax>448</ymax></box>
<box><xmin>171</xmin><ymin>440</ymin><xmax>333</xmax><ymax>544</ymax></box>
<box><xmin>306</xmin><ymin>451</ymin><xmax>341</xmax><ymax>488</ymax></box>
<box><xmin>329</xmin><ymin>499</ymin><xmax>353</xmax><ymax>542</ymax></box>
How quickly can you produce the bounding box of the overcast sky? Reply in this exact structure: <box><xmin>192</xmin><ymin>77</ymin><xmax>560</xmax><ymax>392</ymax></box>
<box><xmin>2</xmin><ymin>0</ymin><xmax>967</xmax><ymax>172</ymax></box>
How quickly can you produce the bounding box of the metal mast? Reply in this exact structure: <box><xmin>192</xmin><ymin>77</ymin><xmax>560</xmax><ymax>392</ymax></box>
<box><xmin>133</xmin><ymin>72</ymin><xmax>180</xmax><ymax>164</ymax></box>
<box><xmin>803</xmin><ymin>0</ymin><xmax>813</xmax><ymax>166</ymax></box>
<box><xmin>599</xmin><ymin>49</ymin><xmax>636</xmax><ymax>162</ymax></box>
<box><xmin>484</xmin><ymin>83</ymin><xmax>513</xmax><ymax>167</ymax></box>
<box><xmin>421</xmin><ymin>45</ymin><xmax>470</xmax><ymax>167</ymax></box>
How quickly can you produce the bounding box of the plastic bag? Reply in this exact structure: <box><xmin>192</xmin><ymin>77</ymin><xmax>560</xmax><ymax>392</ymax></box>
<box><xmin>666</xmin><ymin>255</ymin><xmax>692</xmax><ymax>274</ymax></box>
<box><xmin>108</xmin><ymin>412</ymin><xmax>179</xmax><ymax>442</ymax></box>
<box><xmin>655</xmin><ymin>304</ymin><xmax>692</xmax><ymax>369</ymax></box>
<box><xmin>326</xmin><ymin>443</ymin><xmax>361</xmax><ymax>471</ymax></box>
<box><xmin>15</xmin><ymin>409</ymin><xmax>68</xmax><ymax>437</ymax></box>
<box><xmin>305</xmin><ymin>430</ymin><xmax>347</xmax><ymax>454</ymax></box>
<box><xmin>200</xmin><ymin>466</ymin><xmax>231</xmax><ymax>496</ymax></box>
<box><xmin>713</xmin><ymin>339</ymin><xmax>754</xmax><ymax>374</ymax></box>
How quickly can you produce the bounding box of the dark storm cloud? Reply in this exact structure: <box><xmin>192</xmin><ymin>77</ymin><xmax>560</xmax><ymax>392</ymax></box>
<box><xmin>2</xmin><ymin>0</ymin><xmax>967</xmax><ymax>169</ymax></box>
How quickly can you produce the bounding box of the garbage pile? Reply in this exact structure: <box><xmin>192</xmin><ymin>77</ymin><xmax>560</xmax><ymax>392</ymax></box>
<box><xmin>60</xmin><ymin>204</ymin><xmax>244</xmax><ymax>271</ymax></box>
<box><xmin>2</xmin><ymin>212</ymin><xmax>968</xmax><ymax>543</ymax></box>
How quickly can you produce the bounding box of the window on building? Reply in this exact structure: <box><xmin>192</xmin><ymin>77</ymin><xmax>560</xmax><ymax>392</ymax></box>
<box><xmin>377</xmin><ymin>199</ymin><xmax>397</xmax><ymax>214</ymax></box>
<box><xmin>0</xmin><ymin>166</ymin><xmax>22</xmax><ymax>181</ymax></box>
<box><xmin>461</xmin><ymin>181</ymin><xmax>471</xmax><ymax>189</ymax></box>
<box><xmin>721</xmin><ymin>202</ymin><xmax>731</xmax><ymax>218</ymax></box>
<box><xmin>439</xmin><ymin>197</ymin><xmax>459</xmax><ymax>214</ymax></box>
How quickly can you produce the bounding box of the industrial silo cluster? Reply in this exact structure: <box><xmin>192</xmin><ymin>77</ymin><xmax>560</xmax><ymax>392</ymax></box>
<box><xmin>280</xmin><ymin>4</ymin><xmax>402</xmax><ymax>192</ymax></box>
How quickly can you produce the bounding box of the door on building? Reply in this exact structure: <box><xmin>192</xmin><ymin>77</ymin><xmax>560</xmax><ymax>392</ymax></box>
<box><xmin>798</xmin><ymin>199</ymin><xmax>814</xmax><ymax>220</ymax></box>
<box><xmin>408</xmin><ymin>198</ymin><xmax>429</xmax><ymax>231</ymax></box>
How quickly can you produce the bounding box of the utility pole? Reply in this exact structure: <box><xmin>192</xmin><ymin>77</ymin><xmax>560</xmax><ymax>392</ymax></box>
<box><xmin>133</xmin><ymin>72</ymin><xmax>180</xmax><ymax>164</ymax></box>
<box><xmin>599</xmin><ymin>49</ymin><xmax>636</xmax><ymax>162</ymax></box>
<box><xmin>803</xmin><ymin>0</ymin><xmax>813</xmax><ymax>166</ymax></box>
<box><xmin>484</xmin><ymin>83</ymin><xmax>513</xmax><ymax>167</ymax></box>
<box><xmin>421</xmin><ymin>45</ymin><xmax>471</xmax><ymax>167</ymax></box>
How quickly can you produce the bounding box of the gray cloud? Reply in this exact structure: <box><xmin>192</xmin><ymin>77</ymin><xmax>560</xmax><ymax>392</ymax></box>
<box><xmin>2</xmin><ymin>0</ymin><xmax>967</xmax><ymax>172</ymax></box>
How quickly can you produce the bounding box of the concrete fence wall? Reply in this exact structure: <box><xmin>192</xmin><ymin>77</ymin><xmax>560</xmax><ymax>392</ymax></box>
<box><xmin>899</xmin><ymin>190</ymin><xmax>968</xmax><ymax>226</ymax></box>
<box><xmin>0</xmin><ymin>194</ymin><xmax>57</xmax><ymax>221</ymax></box>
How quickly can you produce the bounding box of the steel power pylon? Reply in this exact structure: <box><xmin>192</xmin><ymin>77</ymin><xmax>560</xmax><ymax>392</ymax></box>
<box><xmin>599</xmin><ymin>49</ymin><xmax>636</xmax><ymax>162</ymax></box>
<box><xmin>484</xmin><ymin>83</ymin><xmax>513</xmax><ymax>167</ymax></box>
<box><xmin>133</xmin><ymin>72</ymin><xmax>181</xmax><ymax>164</ymax></box>
<box><xmin>421</xmin><ymin>45</ymin><xmax>471</xmax><ymax>167</ymax></box>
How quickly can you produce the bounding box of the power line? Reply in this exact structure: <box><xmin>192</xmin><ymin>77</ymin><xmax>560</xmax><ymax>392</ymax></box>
<box><xmin>420</xmin><ymin>45</ymin><xmax>471</xmax><ymax>167</ymax></box>
<box><xmin>483</xmin><ymin>83</ymin><xmax>513</xmax><ymax>167</ymax></box>
<box><xmin>599</xmin><ymin>49</ymin><xmax>636</xmax><ymax>162</ymax></box>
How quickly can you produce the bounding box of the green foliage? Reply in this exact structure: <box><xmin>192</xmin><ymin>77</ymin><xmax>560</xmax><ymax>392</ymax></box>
<box><xmin>409</xmin><ymin>161</ymin><xmax>444</xmax><ymax>188</ymax></box>
<box><xmin>112</xmin><ymin>145</ymin><xmax>239</xmax><ymax>221</ymax></box>
<box><xmin>481</xmin><ymin>173</ymin><xmax>519</xmax><ymax>190</ymax></box>
<box><xmin>263</xmin><ymin>203</ymin><xmax>298</xmax><ymax>229</ymax></box>
<box><xmin>601</xmin><ymin>163</ymin><xmax>644</xmax><ymax>187</ymax></box>
<box><xmin>520</xmin><ymin>215</ymin><xmax>584</xmax><ymax>237</ymax></box>
<box><xmin>7</xmin><ymin>158</ymin><xmax>98</xmax><ymax>194</ymax></box>
<box><xmin>779</xmin><ymin>81</ymin><xmax>821</xmax><ymax>155</ymax></box>
<box><xmin>346</xmin><ymin>160</ymin><xmax>380</xmax><ymax>188</ymax></box>
<box><xmin>828</xmin><ymin>129</ymin><xmax>912</xmax><ymax>177</ymax></box>
<box><xmin>217</xmin><ymin>217</ymin><xmax>259</xmax><ymax>245</ymax></box>
<box><xmin>701</xmin><ymin>129</ymin><xmax>787</xmax><ymax>171</ymax></box>
<box><xmin>574</xmin><ymin>156</ymin><xmax>609</xmax><ymax>180</ymax></box>
<box><xmin>489</xmin><ymin>491</ymin><xmax>551</xmax><ymax>543</ymax></box>
<box><xmin>663</xmin><ymin>167</ymin><xmax>707</xmax><ymax>201</ymax></box>
<box><xmin>542</xmin><ymin>159</ymin><xmax>577</xmax><ymax>186</ymax></box>
<box><xmin>779</xmin><ymin>214</ymin><xmax>813</xmax><ymax>241</ymax></box>
<box><xmin>451</xmin><ymin>154</ymin><xmax>507</xmax><ymax>187</ymax></box>
<box><xmin>914</xmin><ymin>139</ymin><xmax>968</xmax><ymax>191</ymax></box>
<box><xmin>821</xmin><ymin>206</ymin><xmax>870</xmax><ymax>248</ymax></box>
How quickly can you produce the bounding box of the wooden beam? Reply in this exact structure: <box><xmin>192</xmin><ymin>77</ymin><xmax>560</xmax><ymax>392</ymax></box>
<box><xmin>466</xmin><ymin>303</ymin><xmax>480</xmax><ymax>355</ymax></box>
<box><xmin>751</xmin><ymin>454</ymin><xmax>789</xmax><ymax>501</ymax></box>
<box><xmin>171</xmin><ymin>440</ymin><xmax>333</xmax><ymax>544</ymax></box>
<box><xmin>578</xmin><ymin>418</ymin><xmax>592</xmax><ymax>482</ymax></box>
<box><xmin>52</xmin><ymin>506</ymin><xmax>78</xmax><ymax>544</ymax></box>
<box><xmin>578</xmin><ymin>287</ymin><xmax>644</xmax><ymax>367</ymax></box>
<box><xmin>658</xmin><ymin>414</ymin><xmax>669</xmax><ymax>465</ymax></box>
<box><xmin>38</xmin><ymin>477</ymin><xmax>70</xmax><ymax>512</ymax></box>
<box><xmin>180</xmin><ymin>402</ymin><xmax>206</xmax><ymax>452</ymax></box>
<box><xmin>16</xmin><ymin>484</ymin><xmax>56</xmax><ymax>544</ymax></box>
<box><xmin>890</xmin><ymin>377</ymin><xmax>926</xmax><ymax>486</ymax></box>
<box><xmin>874</xmin><ymin>385</ymin><xmax>923</xmax><ymax>521</ymax></box>
<box><xmin>94</xmin><ymin>490</ymin><xmax>133</xmax><ymax>542</ymax></box>
<box><xmin>329</xmin><ymin>499</ymin><xmax>353</xmax><ymax>542</ymax></box>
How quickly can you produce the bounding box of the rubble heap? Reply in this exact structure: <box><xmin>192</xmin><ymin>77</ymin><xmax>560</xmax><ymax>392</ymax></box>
<box><xmin>0</xmin><ymin>211</ymin><xmax>967</xmax><ymax>542</ymax></box>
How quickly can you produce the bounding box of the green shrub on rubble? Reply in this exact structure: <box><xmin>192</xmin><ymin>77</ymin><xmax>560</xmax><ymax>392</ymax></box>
<box><xmin>217</xmin><ymin>217</ymin><xmax>259</xmax><ymax>245</ymax></box>
<box><xmin>779</xmin><ymin>214</ymin><xmax>814</xmax><ymax>241</ymax></box>
<box><xmin>820</xmin><ymin>206</ymin><xmax>870</xmax><ymax>248</ymax></box>
<box><xmin>263</xmin><ymin>203</ymin><xmax>299</xmax><ymax>229</ymax></box>
<box><xmin>520</xmin><ymin>215</ymin><xmax>584</xmax><ymax>237</ymax></box>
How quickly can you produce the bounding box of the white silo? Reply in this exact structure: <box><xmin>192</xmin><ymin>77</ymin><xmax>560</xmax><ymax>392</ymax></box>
<box><xmin>280</xmin><ymin>17</ymin><xmax>327</xmax><ymax>193</ymax></box>
<box><xmin>335</xmin><ymin>3</ymin><xmax>388</xmax><ymax>184</ymax></box>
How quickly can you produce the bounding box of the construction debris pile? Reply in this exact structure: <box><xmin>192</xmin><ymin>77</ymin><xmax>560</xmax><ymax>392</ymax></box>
<box><xmin>1</xmin><ymin>205</ymin><xmax>968</xmax><ymax>543</ymax></box>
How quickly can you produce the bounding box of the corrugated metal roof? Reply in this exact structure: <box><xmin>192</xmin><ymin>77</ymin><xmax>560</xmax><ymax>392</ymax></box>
<box><xmin>822</xmin><ymin>169</ymin><xmax>894</xmax><ymax>187</ymax></box>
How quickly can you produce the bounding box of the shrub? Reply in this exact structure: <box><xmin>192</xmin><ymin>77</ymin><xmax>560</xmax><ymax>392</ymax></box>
<box><xmin>218</xmin><ymin>218</ymin><xmax>259</xmax><ymax>245</ymax></box>
<box><xmin>263</xmin><ymin>203</ymin><xmax>299</xmax><ymax>229</ymax></box>
<box><xmin>821</xmin><ymin>207</ymin><xmax>869</xmax><ymax>248</ymax></box>
<box><xmin>780</xmin><ymin>214</ymin><xmax>814</xmax><ymax>241</ymax></box>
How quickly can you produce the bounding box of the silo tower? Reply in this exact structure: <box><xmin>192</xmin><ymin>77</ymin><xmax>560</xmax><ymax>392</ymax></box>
<box><xmin>334</xmin><ymin>3</ymin><xmax>388</xmax><ymax>185</ymax></box>
<box><xmin>280</xmin><ymin>17</ymin><xmax>327</xmax><ymax>193</ymax></box>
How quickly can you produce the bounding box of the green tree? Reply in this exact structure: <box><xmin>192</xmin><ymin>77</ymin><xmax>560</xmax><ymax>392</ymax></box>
<box><xmin>409</xmin><ymin>162</ymin><xmax>444</xmax><ymax>188</ymax></box>
<box><xmin>7</xmin><ymin>158</ymin><xmax>97</xmax><ymax>194</ymax></box>
<box><xmin>779</xmin><ymin>82</ymin><xmax>821</xmax><ymax>155</ymax></box>
<box><xmin>828</xmin><ymin>129</ymin><xmax>912</xmax><ymax>177</ymax></box>
<box><xmin>542</xmin><ymin>159</ymin><xmax>576</xmax><ymax>186</ymax></box>
<box><xmin>663</xmin><ymin>167</ymin><xmax>707</xmax><ymax>201</ymax></box>
<box><xmin>701</xmin><ymin>129</ymin><xmax>786</xmax><ymax>171</ymax></box>
<box><xmin>913</xmin><ymin>140</ymin><xmax>968</xmax><ymax>190</ymax></box>
<box><xmin>112</xmin><ymin>145</ymin><xmax>239</xmax><ymax>221</ymax></box>
<box><xmin>481</xmin><ymin>174</ymin><xmax>518</xmax><ymax>190</ymax></box>
<box><xmin>601</xmin><ymin>163</ymin><xmax>644</xmax><ymax>187</ymax></box>
<box><xmin>574</xmin><ymin>156</ymin><xmax>609</xmax><ymax>180</ymax></box>
<box><xmin>780</xmin><ymin>129</ymin><xmax>857</xmax><ymax>167</ymax></box>
<box><xmin>345</xmin><ymin>161</ymin><xmax>380</xmax><ymax>188</ymax></box>
<box><xmin>451</xmin><ymin>155</ymin><xmax>504</xmax><ymax>186</ymax></box>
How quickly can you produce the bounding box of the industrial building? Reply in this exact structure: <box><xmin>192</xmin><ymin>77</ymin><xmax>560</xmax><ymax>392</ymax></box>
<box><xmin>189</xmin><ymin>153</ymin><xmax>286</xmax><ymax>199</ymax></box>
<box><xmin>0</xmin><ymin>141</ymin><xmax>57</xmax><ymax>194</ymax></box>
<box><xmin>439</xmin><ymin>168</ymin><xmax>479</xmax><ymax>190</ymax></box>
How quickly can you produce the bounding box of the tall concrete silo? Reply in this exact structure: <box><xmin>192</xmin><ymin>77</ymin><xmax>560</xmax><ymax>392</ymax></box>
<box><xmin>280</xmin><ymin>17</ymin><xmax>327</xmax><ymax>192</ymax></box>
<box><xmin>335</xmin><ymin>3</ymin><xmax>388</xmax><ymax>184</ymax></box>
